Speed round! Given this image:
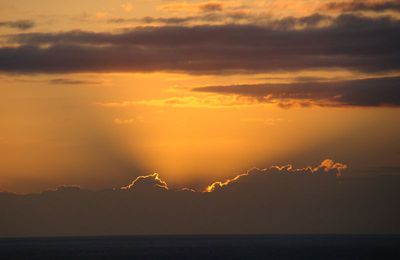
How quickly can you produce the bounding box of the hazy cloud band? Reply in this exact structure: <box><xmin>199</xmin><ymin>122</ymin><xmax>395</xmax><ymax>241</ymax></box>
<box><xmin>193</xmin><ymin>77</ymin><xmax>400</xmax><ymax>107</ymax></box>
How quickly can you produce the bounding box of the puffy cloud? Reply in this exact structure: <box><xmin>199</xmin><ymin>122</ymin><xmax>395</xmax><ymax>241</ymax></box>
<box><xmin>205</xmin><ymin>173</ymin><xmax>248</xmax><ymax>192</ymax></box>
<box><xmin>1</xmin><ymin>14</ymin><xmax>399</xmax><ymax>74</ymax></box>
<box><xmin>120</xmin><ymin>173</ymin><xmax>169</xmax><ymax>191</ymax></box>
<box><xmin>205</xmin><ymin>159</ymin><xmax>347</xmax><ymax>192</ymax></box>
<box><xmin>117</xmin><ymin>159</ymin><xmax>347</xmax><ymax>193</ymax></box>
<box><xmin>193</xmin><ymin>76</ymin><xmax>400</xmax><ymax>107</ymax></box>
<box><xmin>318</xmin><ymin>159</ymin><xmax>348</xmax><ymax>176</ymax></box>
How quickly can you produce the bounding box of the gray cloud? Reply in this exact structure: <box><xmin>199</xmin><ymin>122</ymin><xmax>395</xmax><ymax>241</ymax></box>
<box><xmin>0</xmin><ymin>20</ymin><xmax>35</xmax><ymax>30</ymax></box>
<box><xmin>49</xmin><ymin>78</ymin><xmax>104</xmax><ymax>85</ymax></box>
<box><xmin>199</xmin><ymin>2</ymin><xmax>223</xmax><ymax>12</ymax></box>
<box><xmin>193</xmin><ymin>76</ymin><xmax>400</xmax><ymax>107</ymax></box>
<box><xmin>325</xmin><ymin>0</ymin><xmax>400</xmax><ymax>13</ymax></box>
<box><xmin>1</xmin><ymin>160</ymin><xmax>400</xmax><ymax>237</ymax></box>
<box><xmin>109</xmin><ymin>2</ymin><xmax>227</xmax><ymax>25</ymax></box>
<box><xmin>109</xmin><ymin>16</ymin><xmax>196</xmax><ymax>25</ymax></box>
<box><xmin>108</xmin><ymin>13</ymin><xmax>331</xmax><ymax>28</ymax></box>
<box><xmin>205</xmin><ymin>159</ymin><xmax>347</xmax><ymax>192</ymax></box>
<box><xmin>1</xmin><ymin>14</ymin><xmax>399</xmax><ymax>74</ymax></box>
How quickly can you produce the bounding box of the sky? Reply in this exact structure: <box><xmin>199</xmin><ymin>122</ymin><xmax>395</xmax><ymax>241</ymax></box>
<box><xmin>0</xmin><ymin>0</ymin><xmax>400</xmax><ymax>236</ymax></box>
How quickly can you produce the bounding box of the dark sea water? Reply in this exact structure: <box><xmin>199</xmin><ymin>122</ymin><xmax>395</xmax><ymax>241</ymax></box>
<box><xmin>0</xmin><ymin>235</ymin><xmax>399</xmax><ymax>260</ymax></box>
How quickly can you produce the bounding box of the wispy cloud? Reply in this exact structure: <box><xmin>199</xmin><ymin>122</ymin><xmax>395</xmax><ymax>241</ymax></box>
<box><xmin>193</xmin><ymin>77</ymin><xmax>400</xmax><ymax>108</ymax></box>
<box><xmin>49</xmin><ymin>78</ymin><xmax>106</xmax><ymax>85</ymax></box>
<box><xmin>323</xmin><ymin>0</ymin><xmax>400</xmax><ymax>13</ymax></box>
<box><xmin>158</xmin><ymin>1</ymin><xmax>239</xmax><ymax>13</ymax></box>
<box><xmin>0</xmin><ymin>20</ymin><xmax>35</xmax><ymax>30</ymax></box>
<box><xmin>97</xmin><ymin>95</ymin><xmax>262</xmax><ymax>109</ymax></box>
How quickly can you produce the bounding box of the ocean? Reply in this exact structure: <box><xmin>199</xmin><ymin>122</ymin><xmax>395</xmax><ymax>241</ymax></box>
<box><xmin>0</xmin><ymin>235</ymin><xmax>399</xmax><ymax>259</ymax></box>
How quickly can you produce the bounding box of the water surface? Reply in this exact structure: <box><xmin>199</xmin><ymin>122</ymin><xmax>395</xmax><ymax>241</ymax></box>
<box><xmin>1</xmin><ymin>235</ymin><xmax>399</xmax><ymax>259</ymax></box>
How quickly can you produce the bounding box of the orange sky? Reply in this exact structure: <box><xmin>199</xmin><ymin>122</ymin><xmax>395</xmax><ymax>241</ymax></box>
<box><xmin>1</xmin><ymin>0</ymin><xmax>400</xmax><ymax>193</ymax></box>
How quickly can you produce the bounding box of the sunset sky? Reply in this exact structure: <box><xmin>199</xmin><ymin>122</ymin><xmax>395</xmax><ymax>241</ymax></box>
<box><xmin>1</xmin><ymin>0</ymin><xmax>400</xmax><ymax>195</ymax></box>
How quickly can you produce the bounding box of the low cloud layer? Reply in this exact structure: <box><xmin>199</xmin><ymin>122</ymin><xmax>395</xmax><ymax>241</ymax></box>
<box><xmin>1</xmin><ymin>14</ymin><xmax>399</xmax><ymax>74</ymax></box>
<box><xmin>205</xmin><ymin>159</ymin><xmax>347</xmax><ymax>192</ymax></box>
<box><xmin>193</xmin><ymin>76</ymin><xmax>400</xmax><ymax>107</ymax></box>
<box><xmin>1</xmin><ymin>159</ymin><xmax>400</xmax><ymax>237</ymax></box>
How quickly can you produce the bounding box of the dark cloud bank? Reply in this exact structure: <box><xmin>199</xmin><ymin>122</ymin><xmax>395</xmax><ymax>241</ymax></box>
<box><xmin>193</xmin><ymin>76</ymin><xmax>400</xmax><ymax>107</ymax></box>
<box><xmin>1</xmin><ymin>14</ymin><xmax>400</xmax><ymax>74</ymax></box>
<box><xmin>1</xmin><ymin>160</ymin><xmax>400</xmax><ymax>237</ymax></box>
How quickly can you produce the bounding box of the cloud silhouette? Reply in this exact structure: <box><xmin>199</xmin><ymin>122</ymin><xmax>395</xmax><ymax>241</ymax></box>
<box><xmin>193</xmin><ymin>76</ymin><xmax>400</xmax><ymax>107</ymax></box>
<box><xmin>206</xmin><ymin>159</ymin><xmax>347</xmax><ymax>192</ymax></box>
<box><xmin>1</xmin><ymin>14</ymin><xmax>399</xmax><ymax>74</ymax></box>
<box><xmin>1</xmin><ymin>159</ymin><xmax>400</xmax><ymax>237</ymax></box>
<box><xmin>120</xmin><ymin>173</ymin><xmax>169</xmax><ymax>191</ymax></box>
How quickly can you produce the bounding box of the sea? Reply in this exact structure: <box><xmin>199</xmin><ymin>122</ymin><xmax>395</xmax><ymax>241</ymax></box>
<box><xmin>0</xmin><ymin>235</ymin><xmax>399</xmax><ymax>259</ymax></box>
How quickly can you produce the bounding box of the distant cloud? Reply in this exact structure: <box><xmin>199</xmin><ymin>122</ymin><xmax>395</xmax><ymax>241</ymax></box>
<box><xmin>44</xmin><ymin>185</ymin><xmax>82</xmax><ymax>193</ymax></box>
<box><xmin>132</xmin><ymin>95</ymin><xmax>259</xmax><ymax>108</ymax></box>
<box><xmin>205</xmin><ymin>159</ymin><xmax>347</xmax><ymax>192</ymax></box>
<box><xmin>2</xmin><ymin>159</ymin><xmax>400</xmax><ymax>236</ymax></box>
<box><xmin>108</xmin><ymin>13</ymin><xmax>233</xmax><ymax>25</ymax></box>
<box><xmin>97</xmin><ymin>95</ymin><xmax>263</xmax><ymax>109</ymax></box>
<box><xmin>193</xmin><ymin>77</ymin><xmax>400</xmax><ymax>108</ymax></box>
<box><xmin>205</xmin><ymin>173</ymin><xmax>247</xmax><ymax>192</ymax></box>
<box><xmin>49</xmin><ymin>78</ymin><xmax>105</xmax><ymax>85</ymax></box>
<box><xmin>199</xmin><ymin>2</ymin><xmax>224</xmax><ymax>12</ymax></box>
<box><xmin>108</xmin><ymin>12</ymin><xmax>330</xmax><ymax>27</ymax></box>
<box><xmin>109</xmin><ymin>16</ymin><xmax>196</xmax><ymax>25</ymax></box>
<box><xmin>324</xmin><ymin>0</ymin><xmax>400</xmax><ymax>13</ymax></box>
<box><xmin>120</xmin><ymin>173</ymin><xmax>169</xmax><ymax>191</ymax></box>
<box><xmin>0</xmin><ymin>20</ymin><xmax>35</xmax><ymax>30</ymax></box>
<box><xmin>159</xmin><ymin>1</ymin><xmax>234</xmax><ymax>13</ymax></box>
<box><xmin>1</xmin><ymin>14</ymin><xmax>399</xmax><ymax>74</ymax></box>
